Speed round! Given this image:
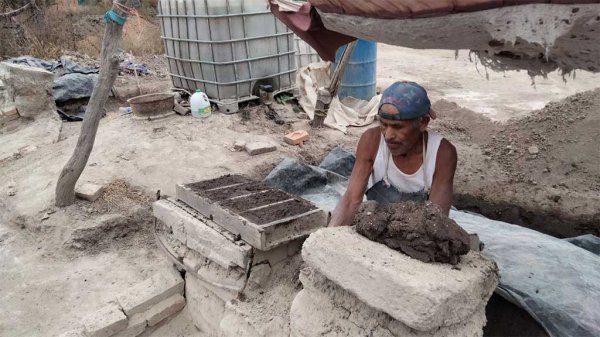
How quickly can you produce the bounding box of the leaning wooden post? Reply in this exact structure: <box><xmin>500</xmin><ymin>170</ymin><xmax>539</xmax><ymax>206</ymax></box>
<box><xmin>312</xmin><ymin>40</ymin><xmax>357</xmax><ymax>128</ymax></box>
<box><xmin>55</xmin><ymin>1</ymin><xmax>134</xmax><ymax>206</ymax></box>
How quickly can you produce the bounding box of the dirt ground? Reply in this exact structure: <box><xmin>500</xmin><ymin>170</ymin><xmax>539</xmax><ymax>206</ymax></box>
<box><xmin>1</xmin><ymin>44</ymin><xmax>599</xmax><ymax>336</ymax></box>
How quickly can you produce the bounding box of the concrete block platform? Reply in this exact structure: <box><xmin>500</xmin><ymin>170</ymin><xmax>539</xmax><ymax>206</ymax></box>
<box><xmin>176</xmin><ymin>175</ymin><xmax>327</xmax><ymax>250</ymax></box>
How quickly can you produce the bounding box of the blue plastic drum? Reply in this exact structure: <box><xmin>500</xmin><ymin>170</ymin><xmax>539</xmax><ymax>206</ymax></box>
<box><xmin>334</xmin><ymin>40</ymin><xmax>377</xmax><ymax>101</ymax></box>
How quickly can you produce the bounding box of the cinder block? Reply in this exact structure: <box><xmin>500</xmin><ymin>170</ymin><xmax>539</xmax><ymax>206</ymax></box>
<box><xmin>284</xmin><ymin>130</ymin><xmax>309</xmax><ymax>145</ymax></box>
<box><xmin>116</xmin><ymin>268</ymin><xmax>184</xmax><ymax>316</ymax></box>
<box><xmin>245</xmin><ymin>142</ymin><xmax>276</xmax><ymax>156</ymax></box>
<box><xmin>75</xmin><ymin>183</ymin><xmax>105</xmax><ymax>202</ymax></box>
<box><xmin>153</xmin><ymin>199</ymin><xmax>252</xmax><ymax>269</ymax></box>
<box><xmin>146</xmin><ymin>294</ymin><xmax>186</xmax><ymax>327</ymax></box>
<box><xmin>82</xmin><ymin>302</ymin><xmax>128</xmax><ymax>337</ymax></box>
<box><xmin>111</xmin><ymin>314</ymin><xmax>147</xmax><ymax>337</ymax></box>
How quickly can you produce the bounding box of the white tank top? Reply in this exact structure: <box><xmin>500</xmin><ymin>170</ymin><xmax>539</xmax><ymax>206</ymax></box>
<box><xmin>368</xmin><ymin>132</ymin><xmax>444</xmax><ymax>193</ymax></box>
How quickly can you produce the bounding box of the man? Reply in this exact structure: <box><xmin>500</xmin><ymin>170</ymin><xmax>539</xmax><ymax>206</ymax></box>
<box><xmin>328</xmin><ymin>81</ymin><xmax>457</xmax><ymax>227</ymax></box>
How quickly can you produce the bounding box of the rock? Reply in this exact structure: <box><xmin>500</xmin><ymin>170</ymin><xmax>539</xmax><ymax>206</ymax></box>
<box><xmin>41</xmin><ymin>213</ymin><xmax>50</xmax><ymax>221</ymax></box>
<box><xmin>528</xmin><ymin>145</ymin><xmax>539</xmax><ymax>155</ymax></box>
<box><xmin>0</xmin><ymin>105</ymin><xmax>19</xmax><ymax>123</ymax></box>
<box><xmin>354</xmin><ymin>201</ymin><xmax>471</xmax><ymax>264</ymax></box>
<box><xmin>284</xmin><ymin>130</ymin><xmax>309</xmax><ymax>145</ymax></box>
<box><xmin>245</xmin><ymin>142</ymin><xmax>277</xmax><ymax>156</ymax></box>
<box><xmin>301</xmin><ymin>226</ymin><xmax>499</xmax><ymax>331</ymax></box>
<box><xmin>233</xmin><ymin>140</ymin><xmax>246</xmax><ymax>152</ymax></box>
<box><xmin>173</xmin><ymin>103</ymin><xmax>190</xmax><ymax>116</ymax></box>
<box><xmin>248</xmin><ymin>263</ymin><xmax>272</xmax><ymax>288</ymax></box>
<box><xmin>75</xmin><ymin>183</ymin><xmax>105</xmax><ymax>202</ymax></box>
<box><xmin>319</xmin><ymin>146</ymin><xmax>356</xmax><ymax>178</ymax></box>
<box><xmin>0</xmin><ymin>62</ymin><xmax>56</xmax><ymax>118</ymax></box>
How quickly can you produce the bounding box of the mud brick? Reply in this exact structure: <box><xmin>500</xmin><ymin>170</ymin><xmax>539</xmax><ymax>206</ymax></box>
<box><xmin>284</xmin><ymin>130</ymin><xmax>309</xmax><ymax>145</ymax></box>
<box><xmin>146</xmin><ymin>294</ymin><xmax>186</xmax><ymax>327</ymax></box>
<box><xmin>82</xmin><ymin>302</ymin><xmax>127</xmax><ymax>337</ymax></box>
<box><xmin>176</xmin><ymin>183</ymin><xmax>326</xmax><ymax>250</ymax></box>
<box><xmin>116</xmin><ymin>268</ymin><xmax>184</xmax><ymax>316</ymax></box>
<box><xmin>153</xmin><ymin>198</ymin><xmax>252</xmax><ymax>269</ymax></box>
<box><xmin>75</xmin><ymin>183</ymin><xmax>105</xmax><ymax>202</ymax></box>
<box><xmin>245</xmin><ymin>142</ymin><xmax>276</xmax><ymax>156</ymax></box>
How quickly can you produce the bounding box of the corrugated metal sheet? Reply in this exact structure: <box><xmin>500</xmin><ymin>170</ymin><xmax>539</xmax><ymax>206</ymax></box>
<box><xmin>308</xmin><ymin>0</ymin><xmax>600</xmax><ymax>18</ymax></box>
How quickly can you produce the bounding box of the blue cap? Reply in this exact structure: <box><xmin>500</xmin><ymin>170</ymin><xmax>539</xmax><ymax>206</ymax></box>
<box><xmin>378</xmin><ymin>81</ymin><xmax>431</xmax><ymax>120</ymax></box>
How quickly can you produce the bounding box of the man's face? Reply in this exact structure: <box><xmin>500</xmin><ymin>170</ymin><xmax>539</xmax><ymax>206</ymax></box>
<box><xmin>379</xmin><ymin>104</ymin><xmax>428</xmax><ymax>156</ymax></box>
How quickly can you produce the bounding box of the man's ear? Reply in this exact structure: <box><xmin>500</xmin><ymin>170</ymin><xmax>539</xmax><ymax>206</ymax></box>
<box><xmin>419</xmin><ymin>116</ymin><xmax>430</xmax><ymax>132</ymax></box>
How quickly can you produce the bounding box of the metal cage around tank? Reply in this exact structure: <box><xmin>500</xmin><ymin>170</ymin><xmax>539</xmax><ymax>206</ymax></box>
<box><xmin>158</xmin><ymin>0</ymin><xmax>299</xmax><ymax>112</ymax></box>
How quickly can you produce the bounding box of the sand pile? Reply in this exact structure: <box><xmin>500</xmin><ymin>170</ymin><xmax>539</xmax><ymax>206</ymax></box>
<box><xmin>354</xmin><ymin>201</ymin><xmax>471</xmax><ymax>264</ymax></box>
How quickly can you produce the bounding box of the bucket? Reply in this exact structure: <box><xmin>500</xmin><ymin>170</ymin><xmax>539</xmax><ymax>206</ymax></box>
<box><xmin>334</xmin><ymin>40</ymin><xmax>377</xmax><ymax>101</ymax></box>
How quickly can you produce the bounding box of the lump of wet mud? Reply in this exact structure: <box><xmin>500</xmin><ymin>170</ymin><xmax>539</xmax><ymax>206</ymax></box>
<box><xmin>354</xmin><ymin>201</ymin><xmax>471</xmax><ymax>265</ymax></box>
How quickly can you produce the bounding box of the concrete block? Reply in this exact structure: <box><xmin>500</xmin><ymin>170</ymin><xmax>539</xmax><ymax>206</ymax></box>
<box><xmin>146</xmin><ymin>293</ymin><xmax>186</xmax><ymax>326</ymax></box>
<box><xmin>301</xmin><ymin>227</ymin><xmax>499</xmax><ymax>331</ymax></box>
<box><xmin>116</xmin><ymin>268</ymin><xmax>184</xmax><ymax>316</ymax></box>
<box><xmin>111</xmin><ymin>314</ymin><xmax>147</xmax><ymax>337</ymax></box>
<box><xmin>75</xmin><ymin>183</ymin><xmax>105</xmax><ymax>202</ymax></box>
<box><xmin>185</xmin><ymin>273</ymin><xmax>228</xmax><ymax>333</ymax></box>
<box><xmin>0</xmin><ymin>62</ymin><xmax>56</xmax><ymax>118</ymax></box>
<box><xmin>248</xmin><ymin>263</ymin><xmax>271</xmax><ymax>288</ymax></box>
<box><xmin>284</xmin><ymin>130</ymin><xmax>309</xmax><ymax>145</ymax></box>
<box><xmin>153</xmin><ymin>198</ymin><xmax>252</xmax><ymax>269</ymax></box>
<box><xmin>245</xmin><ymin>142</ymin><xmax>276</xmax><ymax>156</ymax></box>
<box><xmin>82</xmin><ymin>302</ymin><xmax>128</xmax><ymax>337</ymax></box>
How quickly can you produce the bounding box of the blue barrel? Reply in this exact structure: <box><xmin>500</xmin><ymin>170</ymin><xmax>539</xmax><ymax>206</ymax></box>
<box><xmin>334</xmin><ymin>40</ymin><xmax>377</xmax><ymax>101</ymax></box>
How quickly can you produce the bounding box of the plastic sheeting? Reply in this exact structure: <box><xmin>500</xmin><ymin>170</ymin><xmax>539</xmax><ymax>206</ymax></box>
<box><xmin>5</xmin><ymin>56</ymin><xmax>99</xmax><ymax>102</ymax></box>
<box><xmin>265</xmin><ymin>152</ymin><xmax>600</xmax><ymax>337</ymax></box>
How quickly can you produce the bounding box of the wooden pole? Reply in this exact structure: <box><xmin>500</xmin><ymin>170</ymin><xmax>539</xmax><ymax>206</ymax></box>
<box><xmin>55</xmin><ymin>3</ymin><xmax>132</xmax><ymax>206</ymax></box>
<box><xmin>312</xmin><ymin>40</ymin><xmax>357</xmax><ymax>128</ymax></box>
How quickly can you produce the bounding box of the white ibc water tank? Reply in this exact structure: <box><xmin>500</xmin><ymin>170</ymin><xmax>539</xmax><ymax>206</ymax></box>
<box><xmin>294</xmin><ymin>36</ymin><xmax>321</xmax><ymax>69</ymax></box>
<box><xmin>158</xmin><ymin>0</ymin><xmax>298</xmax><ymax>112</ymax></box>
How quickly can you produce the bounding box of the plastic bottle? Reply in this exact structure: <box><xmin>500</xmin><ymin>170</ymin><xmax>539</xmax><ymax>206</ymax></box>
<box><xmin>190</xmin><ymin>89</ymin><xmax>212</xmax><ymax>118</ymax></box>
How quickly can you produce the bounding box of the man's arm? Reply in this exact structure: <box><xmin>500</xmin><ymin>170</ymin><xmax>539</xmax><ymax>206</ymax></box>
<box><xmin>429</xmin><ymin>139</ymin><xmax>457</xmax><ymax>215</ymax></box>
<box><xmin>328</xmin><ymin>128</ymin><xmax>379</xmax><ymax>227</ymax></box>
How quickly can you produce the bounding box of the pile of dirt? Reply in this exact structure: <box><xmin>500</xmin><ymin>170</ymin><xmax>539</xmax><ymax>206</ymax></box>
<box><xmin>483</xmin><ymin>89</ymin><xmax>600</xmax><ymax>193</ymax></box>
<box><xmin>354</xmin><ymin>201</ymin><xmax>471</xmax><ymax>265</ymax></box>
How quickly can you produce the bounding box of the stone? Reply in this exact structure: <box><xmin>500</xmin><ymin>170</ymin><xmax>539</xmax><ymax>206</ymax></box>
<box><xmin>233</xmin><ymin>140</ymin><xmax>246</xmax><ymax>152</ymax></box>
<box><xmin>75</xmin><ymin>183</ymin><xmax>105</xmax><ymax>202</ymax></box>
<box><xmin>0</xmin><ymin>105</ymin><xmax>19</xmax><ymax>122</ymax></box>
<box><xmin>173</xmin><ymin>103</ymin><xmax>190</xmax><ymax>116</ymax></box>
<box><xmin>0</xmin><ymin>62</ymin><xmax>56</xmax><ymax>118</ymax></box>
<box><xmin>301</xmin><ymin>226</ymin><xmax>499</xmax><ymax>331</ymax></box>
<box><xmin>284</xmin><ymin>130</ymin><xmax>309</xmax><ymax>145</ymax></box>
<box><xmin>111</xmin><ymin>314</ymin><xmax>147</xmax><ymax>337</ymax></box>
<box><xmin>245</xmin><ymin>142</ymin><xmax>277</xmax><ymax>156</ymax></box>
<box><xmin>153</xmin><ymin>199</ymin><xmax>252</xmax><ymax>269</ymax></box>
<box><xmin>146</xmin><ymin>293</ymin><xmax>186</xmax><ymax>326</ymax></box>
<box><xmin>248</xmin><ymin>263</ymin><xmax>272</xmax><ymax>288</ymax></box>
<box><xmin>116</xmin><ymin>268</ymin><xmax>184</xmax><ymax>316</ymax></box>
<box><xmin>528</xmin><ymin>145</ymin><xmax>540</xmax><ymax>155</ymax></box>
<box><xmin>82</xmin><ymin>302</ymin><xmax>128</xmax><ymax>337</ymax></box>
<box><xmin>185</xmin><ymin>273</ymin><xmax>228</xmax><ymax>333</ymax></box>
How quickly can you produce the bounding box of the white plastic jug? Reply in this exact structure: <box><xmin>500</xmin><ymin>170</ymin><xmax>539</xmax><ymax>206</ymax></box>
<box><xmin>190</xmin><ymin>89</ymin><xmax>211</xmax><ymax>118</ymax></box>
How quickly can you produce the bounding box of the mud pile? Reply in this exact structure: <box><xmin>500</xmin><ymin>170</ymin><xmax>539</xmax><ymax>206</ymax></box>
<box><xmin>354</xmin><ymin>201</ymin><xmax>471</xmax><ymax>264</ymax></box>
